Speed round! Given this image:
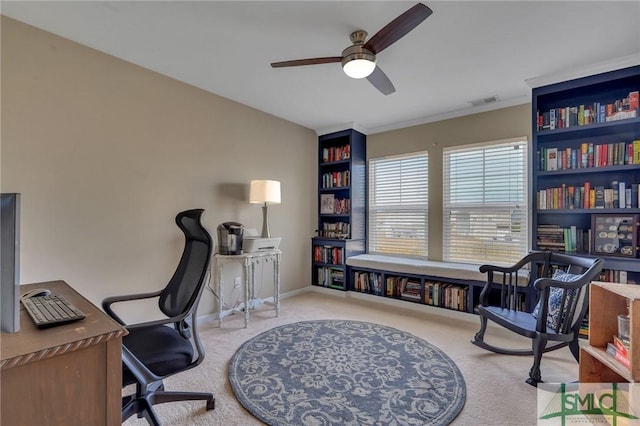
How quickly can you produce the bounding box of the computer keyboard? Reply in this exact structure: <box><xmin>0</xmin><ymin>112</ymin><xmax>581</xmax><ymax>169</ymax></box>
<box><xmin>21</xmin><ymin>294</ymin><xmax>86</xmax><ymax>329</ymax></box>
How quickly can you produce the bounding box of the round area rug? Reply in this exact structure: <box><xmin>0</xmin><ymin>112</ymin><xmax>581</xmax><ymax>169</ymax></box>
<box><xmin>229</xmin><ymin>320</ymin><xmax>466</xmax><ymax>426</ymax></box>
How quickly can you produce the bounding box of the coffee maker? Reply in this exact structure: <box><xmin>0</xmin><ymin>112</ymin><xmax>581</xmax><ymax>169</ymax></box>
<box><xmin>217</xmin><ymin>222</ymin><xmax>244</xmax><ymax>255</ymax></box>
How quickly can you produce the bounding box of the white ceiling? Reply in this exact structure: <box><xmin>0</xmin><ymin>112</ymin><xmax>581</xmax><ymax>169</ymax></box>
<box><xmin>3</xmin><ymin>1</ymin><xmax>640</xmax><ymax>135</ymax></box>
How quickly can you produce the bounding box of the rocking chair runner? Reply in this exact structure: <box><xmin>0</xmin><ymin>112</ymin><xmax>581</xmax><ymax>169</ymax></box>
<box><xmin>471</xmin><ymin>251</ymin><xmax>604</xmax><ymax>386</ymax></box>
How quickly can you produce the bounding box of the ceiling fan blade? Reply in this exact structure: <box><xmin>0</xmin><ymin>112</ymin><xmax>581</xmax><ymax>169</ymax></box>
<box><xmin>363</xmin><ymin>3</ymin><xmax>433</xmax><ymax>54</ymax></box>
<box><xmin>271</xmin><ymin>57</ymin><xmax>342</xmax><ymax>68</ymax></box>
<box><xmin>366</xmin><ymin>66</ymin><xmax>395</xmax><ymax>95</ymax></box>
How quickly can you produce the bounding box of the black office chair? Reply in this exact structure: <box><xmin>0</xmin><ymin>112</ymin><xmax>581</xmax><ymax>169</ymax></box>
<box><xmin>103</xmin><ymin>209</ymin><xmax>215</xmax><ymax>425</ymax></box>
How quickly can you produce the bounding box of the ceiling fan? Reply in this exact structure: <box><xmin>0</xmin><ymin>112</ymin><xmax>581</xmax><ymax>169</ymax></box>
<box><xmin>270</xmin><ymin>3</ymin><xmax>433</xmax><ymax>95</ymax></box>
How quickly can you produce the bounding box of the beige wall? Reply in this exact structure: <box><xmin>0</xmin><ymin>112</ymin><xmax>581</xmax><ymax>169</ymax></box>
<box><xmin>1</xmin><ymin>16</ymin><xmax>534</xmax><ymax>321</ymax></box>
<box><xmin>1</xmin><ymin>17</ymin><xmax>317</xmax><ymax>320</ymax></box>
<box><xmin>368</xmin><ymin>104</ymin><xmax>532</xmax><ymax>261</ymax></box>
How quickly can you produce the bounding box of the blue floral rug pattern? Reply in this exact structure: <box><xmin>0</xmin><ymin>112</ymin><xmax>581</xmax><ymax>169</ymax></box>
<box><xmin>229</xmin><ymin>320</ymin><xmax>466</xmax><ymax>425</ymax></box>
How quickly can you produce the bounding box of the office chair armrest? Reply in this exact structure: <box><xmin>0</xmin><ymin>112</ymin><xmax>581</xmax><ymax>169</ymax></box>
<box><xmin>122</xmin><ymin>345</ymin><xmax>162</xmax><ymax>385</ymax></box>
<box><xmin>125</xmin><ymin>315</ymin><xmax>187</xmax><ymax>331</ymax></box>
<box><xmin>102</xmin><ymin>290</ymin><xmax>163</xmax><ymax>325</ymax></box>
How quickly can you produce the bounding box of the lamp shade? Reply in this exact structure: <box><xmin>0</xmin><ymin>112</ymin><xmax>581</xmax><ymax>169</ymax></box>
<box><xmin>249</xmin><ymin>180</ymin><xmax>281</xmax><ymax>205</ymax></box>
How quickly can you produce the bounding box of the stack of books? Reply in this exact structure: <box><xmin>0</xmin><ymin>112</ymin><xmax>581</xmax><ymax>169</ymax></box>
<box><xmin>606</xmin><ymin>335</ymin><xmax>630</xmax><ymax>368</ymax></box>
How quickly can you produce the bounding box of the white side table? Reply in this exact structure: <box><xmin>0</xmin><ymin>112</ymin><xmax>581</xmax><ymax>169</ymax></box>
<box><xmin>213</xmin><ymin>249</ymin><xmax>281</xmax><ymax>327</ymax></box>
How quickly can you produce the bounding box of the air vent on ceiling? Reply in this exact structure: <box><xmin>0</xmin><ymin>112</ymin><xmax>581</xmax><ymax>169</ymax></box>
<box><xmin>469</xmin><ymin>95</ymin><xmax>500</xmax><ymax>107</ymax></box>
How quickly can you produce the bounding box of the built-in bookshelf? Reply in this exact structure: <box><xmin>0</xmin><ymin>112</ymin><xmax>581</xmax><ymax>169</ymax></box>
<box><xmin>351</xmin><ymin>267</ymin><xmax>475</xmax><ymax>313</ymax></box>
<box><xmin>532</xmin><ymin>65</ymin><xmax>640</xmax><ymax>284</ymax></box>
<box><xmin>312</xmin><ymin>129</ymin><xmax>366</xmax><ymax>290</ymax></box>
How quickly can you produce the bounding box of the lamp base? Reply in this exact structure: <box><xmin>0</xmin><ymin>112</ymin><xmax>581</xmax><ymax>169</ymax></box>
<box><xmin>261</xmin><ymin>204</ymin><xmax>270</xmax><ymax>238</ymax></box>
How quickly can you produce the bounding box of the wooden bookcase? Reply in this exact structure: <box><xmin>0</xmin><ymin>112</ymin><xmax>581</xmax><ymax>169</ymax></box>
<box><xmin>531</xmin><ymin>65</ymin><xmax>640</xmax><ymax>284</ymax></box>
<box><xmin>312</xmin><ymin>129</ymin><xmax>366</xmax><ymax>290</ymax></box>
<box><xmin>579</xmin><ymin>281</ymin><xmax>639</xmax><ymax>383</ymax></box>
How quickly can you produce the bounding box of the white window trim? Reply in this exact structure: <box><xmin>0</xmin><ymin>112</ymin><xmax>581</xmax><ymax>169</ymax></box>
<box><xmin>443</xmin><ymin>136</ymin><xmax>529</xmax><ymax>265</ymax></box>
<box><xmin>368</xmin><ymin>151</ymin><xmax>429</xmax><ymax>259</ymax></box>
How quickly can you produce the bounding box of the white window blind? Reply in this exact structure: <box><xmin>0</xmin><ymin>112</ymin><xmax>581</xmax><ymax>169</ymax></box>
<box><xmin>368</xmin><ymin>152</ymin><xmax>428</xmax><ymax>258</ymax></box>
<box><xmin>443</xmin><ymin>138</ymin><xmax>528</xmax><ymax>265</ymax></box>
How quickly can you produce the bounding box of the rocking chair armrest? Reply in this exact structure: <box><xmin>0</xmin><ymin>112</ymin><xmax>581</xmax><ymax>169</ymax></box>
<box><xmin>479</xmin><ymin>251</ymin><xmax>543</xmax><ymax>275</ymax></box>
<box><xmin>479</xmin><ymin>264</ymin><xmax>516</xmax><ymax>274</ymax></box>
<box><xmin>533</xmin><ymin>276</ymin><xmax>589</xmax><ymax>291</ymax></box>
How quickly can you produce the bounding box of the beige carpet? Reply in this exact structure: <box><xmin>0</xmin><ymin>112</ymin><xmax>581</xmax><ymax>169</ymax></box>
<box><xmin>124</xmin><ymin>289</ymin><xmax>578</xmax><ymax>426</ymax></box>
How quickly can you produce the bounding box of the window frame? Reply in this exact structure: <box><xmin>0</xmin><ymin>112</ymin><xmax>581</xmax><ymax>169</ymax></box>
<box><xmin>367</xmin><ymin>150</ymin><xmax>429</xmax><ymax>259</ymax></box>
<box><xmin>442</xmin><ymin>136</ymin><xmax>529</xmax><ymax>265</ymax></box>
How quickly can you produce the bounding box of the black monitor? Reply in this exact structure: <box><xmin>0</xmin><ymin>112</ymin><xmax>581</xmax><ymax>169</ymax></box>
<box><xmin>1</xmin><ymin>193</ymin><xmax>21</xmax><ymax>333</ymax></box>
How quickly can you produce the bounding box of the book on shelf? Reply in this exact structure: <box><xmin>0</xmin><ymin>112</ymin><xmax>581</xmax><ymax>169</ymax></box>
<box><xmin>594</xmin><ymin>186</ymin><xmax>605</xmax><ymax>209</ymax></box>
<box><xmin>536</xmin><ymin>224</ymin><xmax>588</xmax><ymax>253</ymax></box>
<box><xmin>536</xmin><ymin>91</ymin><xmax>639</xmax><ymax>131</ymax></box>
<box><xmin>320</xmin><ymin>193</ymin><xmax>335</xmax><ymax>214</ymax></box>
<box><xmin>400</xmin><ymin>278</ymin><xmax>421</xmax><ymax>301</ymax></box>
<box><xmin>537</xmin><ymin>180</ymin><xmax>639</xmax><ymax>210</ymax></box>
<box><xmin>599</xmin><ymin>269</ymin><xmax>634</xmax><ymax>284</ymax></box>
<box><xmin>321</xmin><ymin>171</ymin><xmax>350</xmax><ymax>188</ymax></box>
<box><xmin>546</xmin><ymin>148</ymin><xmax>558</xmax><ymax>171</ymax></box>
<box><xmin>313</xmin><ymin>245</ymin><xmax>343</xmax><ymax>264</ymax></box>
<box><xmin>537</xmin><ymin>140</ymin><xmax>640</xmax><ymax>171</ymax></box>
<box><xmin>321</xmin><ymin>145</ymin><xmax>350</xmax><ymax>163</ymax></box>
<box><xmin>606</xmin><ymin>341</ymin><xmax>630</xmax><ymax>369</ymax></box>
<box><xmin>613</xmin><ymin>335</ymin><xmax>630</xmax><ymax>359</ymax></box>
<box><xmin>353</xmin><ymin>271</ymin><xmax>383</xmax><ymax>295</ymax></box>
<box><xmin>385</xmin><ymin>277</ymin><xmax>403</xmax><ymax>298</ymax></box>
<box><xmin>579</xmin><ymin>314</ymin><xmax>589</xmax><ymax>338</ymax></box>
<box><xmin>319</xmin><ymin>222</ymin><xmax>350</xmax><ymax>239</ymax></box>
<box><xmin>333</xmin><ymin>198</ymin><xmax>350</xmax><ymax>214</ymax></box>
<box><xmin>316</xmin><ymin>267</ymin><xmax>344</xmax><ymax>288</ymax></box>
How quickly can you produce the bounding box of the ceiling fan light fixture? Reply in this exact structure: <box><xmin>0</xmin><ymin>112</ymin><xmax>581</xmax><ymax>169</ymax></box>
<box><xmin>342</xmin><ymin>57</ymin><xmax>376</xmax><ymax>79</ymax></box>
<box><xmin>341</xmin><ymin>43</ymin><xmax>376</xmax><ymax>79</ymax></box>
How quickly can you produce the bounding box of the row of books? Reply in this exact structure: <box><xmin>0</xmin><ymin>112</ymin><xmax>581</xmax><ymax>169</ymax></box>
<box><xmin>599</xmin><ymin>269</ymin><xmax>637</xmax><ymax>285</ymax></box>
<box><xmin>536</xmin><ymin>90</ymin><xmax>639</xmax><ymax>131</ymax></box>
<box><xmin>537</xmin><ymin>140</ymin><xmax>640</xmax><ymax>171</ymax></box>
<box><xmin>313</xmin><ymin>245</ymin><xmax>343</xmax><ymax>265</ymax></box>
<box><xmin>384</xmin><ymin>276</ymin><xmax>415</xmax><ymax>298</ymax></box>
<box><xmin>378</xmin><ymin>274</ymin><xmax>468</xmax><ymax>312</ymax></box>
<box><xmin>352</xmin><ymin>271</ymin><xmax>384</xmax><ymax>295</ymax></box>
<box><xmin>316</xmin><ymin>267</ymin><xmax>344</xmax><ymax>288</ymax></box>
<box><xmin>424</xmin><ymin>281</ymin><xmax>467</xmax><ymax>312</ymax></box>
<box><xmin>321</xmin><ymin>171</ymin><xmax>350</xmax><ymax>189</ymax></box>
<box><xmin>317</xmin><ymin>222</ymin><xmax>350</xmax><ymax>239</ymax></box>
<box><xmin>537</xmin><ymin>225</ymin><xmax>589</xmax><ymax>253</ymax></box>
<box><xmin>321</xmin><ymin>145</ymin><xmax>350</xmax><ymax>163</ymax></box>
<box><xmin>537</xmin><ymin>182</ymin><xmax>640</xmax><ymax>210</ymax></box>
<box><xmin>400</xmin><ymin>279</ymin><xmax>421</xmax><ymax>302</ymax></box>
<box><xmin>319</xmin><ymin>194</ymin><xmax>350</xmax><ymax>214</ymax></box>
<box><xmin>606</xmin><ymin>335</ymin><xmax>630</xmax><ymax>369</ymax></box>
<box><xmin>353</xmin><ymin>273</ymin><xmax>468</xmax><ymax>311</ymax></box>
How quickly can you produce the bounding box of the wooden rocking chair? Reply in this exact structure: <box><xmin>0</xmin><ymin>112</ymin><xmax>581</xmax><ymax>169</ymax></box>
<box><xmin>471</xmin><ymin>251</ymin><xmax>604</xmax><ymax>386</ymax></box>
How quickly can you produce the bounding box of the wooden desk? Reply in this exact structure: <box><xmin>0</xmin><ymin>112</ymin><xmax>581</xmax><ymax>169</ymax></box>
<box><xmin>1</xmin><ymin>280</ymin><xmax>127</xmax><ymax>426</ymax></box>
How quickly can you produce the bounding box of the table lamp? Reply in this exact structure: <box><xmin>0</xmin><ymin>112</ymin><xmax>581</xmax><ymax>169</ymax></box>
<box><xmin>249</xmin><ymin>180</ymin><xmax>281</xmax><ymax>238</ymax></box>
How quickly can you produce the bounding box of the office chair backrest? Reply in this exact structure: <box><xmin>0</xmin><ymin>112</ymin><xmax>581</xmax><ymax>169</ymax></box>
<box><xmin>159</xmin><ymin>209</ymin><xmax>213</xmax><ymax>319</ymax></box>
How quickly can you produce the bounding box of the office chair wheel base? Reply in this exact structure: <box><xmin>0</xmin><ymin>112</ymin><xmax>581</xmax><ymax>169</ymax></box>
<box><xmin>206</xmin><ymin>398</ymin><xmax>216</xmax><ymax>410</ymax></box>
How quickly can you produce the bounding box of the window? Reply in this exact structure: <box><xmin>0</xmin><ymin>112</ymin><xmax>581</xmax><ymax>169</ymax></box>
<box><xmin>443</xmin><ymin>138</ymin><xmax>528</xmax><ymax>265</ymax></box>
<box><xmin>368</xmin><ymin>152</ymin><xmax>428</xmax><ymax>258</ymax></box>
